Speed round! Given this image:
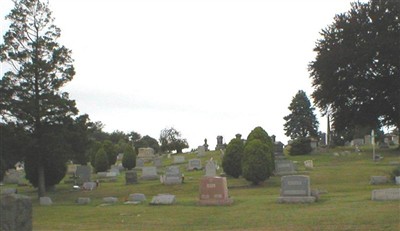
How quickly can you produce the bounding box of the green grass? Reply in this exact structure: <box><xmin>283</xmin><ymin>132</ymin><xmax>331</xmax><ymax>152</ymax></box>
<box><xmin>1</xmin><ymin>147</ymin><xmax>400</xmax><ymax>230</ymax></box>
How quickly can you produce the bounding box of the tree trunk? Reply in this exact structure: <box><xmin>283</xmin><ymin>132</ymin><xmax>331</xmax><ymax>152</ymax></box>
<box><xmin>37</xmin><ymin>163</ymin><xmax>46</xmax><ymax>198</ymax></box>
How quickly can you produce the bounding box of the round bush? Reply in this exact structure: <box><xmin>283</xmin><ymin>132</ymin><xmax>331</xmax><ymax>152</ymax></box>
<box><xmin>242</xmin><ymin>139</ymin><xmax>272</xmax><ymax>185</ymax></box>
<box><xmin>94</xmin><ymin>148</ymin><xmax>109</xmax><ymax>173</ymax></box>
<box><xmin>222</xmin><ymin>137</ymin><xmax>244</xmax><ymax>178</ymax></box>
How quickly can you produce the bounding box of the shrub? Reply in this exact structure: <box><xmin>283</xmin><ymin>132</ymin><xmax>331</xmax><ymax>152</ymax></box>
<box><xmin>289</xmin><ymin>137</ymin><xmax>312</xmax><ymax>155</ymax></box>
<box><xmin>122</xmin><ymin>145</ymin><xmax>136</xmax><ymax>170</ymax></box>
<box><xmin>242</xmin><ymin>139</ymin><xmax>272</xmax><ymax>185</ymax></box>
<box><xmin>103</xmin><ymin>140</ymin><xmax>118</xmax><ymax>167</ymax></box>
<box><xmin>390</xmin><ymin>165</ymin><xmax>400</xmax><ymax>182</ymax></box>
<box><xmin>246</xmin><ymin>126</ymin><xmax>275</xmax><ymax>173</ymax></box>
<box><xmin>94</xmin><ymin>148</ymin><xmax>109</xmax><ymax>173</ymax></box>
<box><xmin>222</xmin><ymin>137</ymin><xmax>244</xmax><ymax>178</ymax></box>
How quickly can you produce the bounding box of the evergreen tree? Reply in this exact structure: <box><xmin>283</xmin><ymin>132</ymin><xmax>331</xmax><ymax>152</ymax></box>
<box><xmin>222</xmin><ymin>136</ymin><xmax>244</xmax><ymax>178</ymax></box>
<box><xmin>284</xmin><ymin>90</ymin><xmax>319</xmax><ymax>140</ymax></box>
<box><xmin>122</xmin><ymin>145</ymin><xmax>136</xmax><ymax>170</ymax></box>
<box><xmin>94</xmin><ymin>148</ymin><xmax>109</xmax><ymax>173</ymax></box>
<box><xmin>0</xmin><ymin>0</ymin><xmax>78</xmax><ymax>197</ymax></box>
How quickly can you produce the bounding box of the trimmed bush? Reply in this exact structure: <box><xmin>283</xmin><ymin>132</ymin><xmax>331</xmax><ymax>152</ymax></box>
<box><xmin>94</xmin><ymin>148</ymin><xmax>109</xmax><ymax>173</ymax></box>
<box><xmin>122</xmin><ymin>145</ymin><xmax>136</xmax><ymax>170</ymax></box>
<box><xmin>246</xmin><ymin>126</ymin><xmax>275</xmax><ymax>173</ymax></box>
<box><xmin>289</xmin><ymin>137</ymin><xmax>312</xmax><ymax>155</ymax></box>
<box><xmin>242</xmin><ymin>139</ymin><xmax>272</xmax><ymax>185</ymax></box>
<box><xmin>222</xmin><ymin>137</ymin><xmax>244</xmax><ymax>178</ymax></box>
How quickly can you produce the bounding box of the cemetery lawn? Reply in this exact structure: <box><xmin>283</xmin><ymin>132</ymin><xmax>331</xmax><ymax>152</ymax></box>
<box><xmin>3</xmin><ymin>146</ymin><xmax>400</xmax><ymax>230</ymax></box>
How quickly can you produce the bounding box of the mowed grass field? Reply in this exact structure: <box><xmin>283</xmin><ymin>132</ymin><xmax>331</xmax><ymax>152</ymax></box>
<box><xmin>2</xmin><ymin>146</ymin><xmax>399</xmax><ymax>231</ymax></box>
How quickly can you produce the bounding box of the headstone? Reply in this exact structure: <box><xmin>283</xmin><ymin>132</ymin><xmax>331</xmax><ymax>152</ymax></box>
<box><xmin>274</xmin><ymin>160</ymin><xmax>297</xmax><ymax>175</ymax></box>
<box><xmin>304</xmin><ymin>160</ymin><xmax>314</xmax><ymax>169</ymax></box>
<box><xmin>75</xmin><ymin>166</ymin><xmax>91</xmax><ymax>184</ymax></box>
<box><xmin>140</xmin><ymin>167</ymin><xmax>158</xmax><ymax>180</ymax></box>
<box><xmin>137</xmin><ymin>148</ymin><xmax>155</xmax><ymax>162</ymax></box>
<box><xmin>105</xmin><ymin>172</ymin><xmax>118</xmax><ymax>178</ymax></box>
<box><xmin>1</xmin><ymin>188</ymin><xmax>17</xmax><ymax>195</ymax></box>
<box><xmin>0</xmin><ymin>194</ymin><xmax>32</xmax><ymax>231</ymax></box>
<box><xmin>110</xmin><ymin>167</ymin><xmax>120</xmax><ymax>175</ymax></box>
<box><xmin>370</xmin><ymin>176</ymin><xmax>389</xmax><ymax>185</ymax></box>
<box><xmin>67</xmin><ymin>165</ymin><xmax>78</xmax><ymax>175</ymax></box>
<box><xmin>117</xmin><ymin>153</ymin><xmax>124</xmax><ymax>161</ymax></box>
<box><xmin>102</xmin><ymin>197</ymin><xmax>118</xmax><ymax>204</ymax></box>
<box><xmin>274</xmin><ymin>141</ymin><xmax>285</xmax><ymax>159</ymax></box>
<box><xmin>203</xmin><ymin>138</ymin><xmax>209</xmax><ymax>151</ymax></box>
<box><xmin>395</xmin><ymin>176</ymin><xmax>400</xmax><ymax>185</ymax></box>
<box><xmin>215</xmin><ymin>136</ymin><xmax>225</xmax><ymax>150</ymax></box>
<box><xmin>278</xmin><ymin>175</ymin><xmax>316</xmax><ymax>203</ymax></box>
<box><xmin>97</xmin><ymin>172</ymin><xmax>108</xmax><ymax>178</ymax></box>
<box><xmin>351</xmin><ymin>138</ymin><xmax>364</xmax><ymax>146</ymax></box>
<box><xmin>310</xmin><ymin>139</ymin><xmax>318</xmax><ymax>150</ymax></box>
<box><xmin>125</xmin><ymin>171</ymin><xmax>138</xmax><ymax>184</ymax></box>
<box><xmin>136</xmin><ymin>158</ymin><xmax>145</xmax><ymax>168</ymax></box>
<box><xmin>150</xmin><ymin>194</ymin><xmax>176</xmax><ymax>205</ymax></box>
<box><xmin>163</xmin><ymin>166</ymin><xmax>182</xmax><ymax>185</ymax></box>
<box><xmin>198</xmin><ymin>176</ymin><xmax>233</xmax><ymax>206</ymax></box>
<box><xmin>364</xmin><ymin>135</ymin><xmax>371</xmax><ymax>145</ymax></box>
<box><xmin>128</xmin><ymin>193</ymin><xmax>146</xmax><ymax>203</ymax></box>
<box><xmin>371</xmin><ymin>188</ymin><xmax>400</xmax><ymax>201</ymax></box>
<box><xmin>153</xmin><ymin>157</ymin><xmax>162</xmax><ymax>168</ymax></box>
<box><xmin>187</xmin><ymin>159</ymin><xmax>202</xmax><ymax>171</ymax></box>
<box><xmin>205</xmin><ymin>160</ymin><xmax>217</xmax><ymax>177</ymax></box>
<box><xmin>379</xmin><ymin>142</ymin><xmax>389</xmax><ymax>149</ymax></box>
<box><xmin>173</xmin><ymin>156</ymin><xmax>185</xmax><ymax>164</ymax></box>
<box><xmin>3</xmin><ymin>169</ymin><xmax>23</xmax><ymax>184</ymax></box>
<box><xmin>76</xmin><ymin>197</ymin><xmax>91</xmax><ymax>205</ymax></box>
<box><xmin>197</xmin><ymin>146</ymin><xmax>206</xmax><ymax>157</ymax></box>
<box><xmin>82</xmin><ymin>182</ymin><xmax>97</xmax><ymax>191</ymax></box>
<box><xmin>39</xmin><ymin>197</ymin><xmax>53</xmax><ymax>206</ymax></box>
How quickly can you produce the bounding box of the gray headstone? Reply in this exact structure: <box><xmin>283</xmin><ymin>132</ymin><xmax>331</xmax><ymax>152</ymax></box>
<box><xmin>150</xmin><ymin>194</ymin><xmax>176</xmax><ymax>205</ymax></box>
<box><xmin>274</xmin><ymin>160</ymin><xmax>297</xmax><ymax>175</ymax></box>
<box><xmin>106</xmin><ymin>172</ymin><xmax>118</xmax><ymax>177</ymax></box>
<box><xmin>395</xmin><ymin>176</ymin><xmax>400</xmax><ymax>185</ymax></box>
<box><xmin>164</xmin><ymin>166</ymin><xmax>182</xmax><ymax>185</ymax></box>
<box><xmin>274</xmin><ymin>142</ymin><xmax>284</xmax><ymax>159</ymax></box>
<box><xmin>3</xmin><ymin>169</ymin><xmax>23</xmax><ymax>184</ymax></box>
<box><xmin>371</xmin><ymin>188</ymin><xmax>400</xmax><ymax>201</ymax></box>
<box><xmin>102</xmin><ymin>197</ymin><xmax>118</xmax><ymax>204</ymax></box>
<box><xmin>39</xmin><ymin>197</ymin><xmax>53</xmax><ymax>206</ymax></box>
<box><xmin>140</xmin><ymin>167</ymin><xmax>158</xmax><ymax>180</ymax></box>
<box><xmin>205</xmin><ymin>160</ymin><xmax>217</xmax><ymax>177</ymax></box>
<box><xmin>304</xmin><ymin>160</ymin><xmax>314</xmax><ymax>169</ymax></box>
<box><xmin>76</xmin><ymin>197</ymin><xmax>91</xmax><ymax>205</ymax></box>
<box><xmin>1</xmin><ymin>188</ymin><xmax>17</xmax><ymax>195</ymax></box>
<box><xmin>82</xmin><ymin>182</ymin><xmax>97</xmax><ymax>191</ymax></box>
<box><xmin>128</xmin><ymin>193</ymin><xmax>146</xmax><ymax>202</ymax></box>
<box><xmin>75</xmin><ymin>166</ymin><xmax>91</xmax><ymax>184</ymax></box>
<box><xmin>370</xmin><ymin>176</ymin><xmax>389</xmax><ymax>185</ymax></box>
<box><xmin>197</xmin><ymin>146</ymin><xmax>206</xmax><ymax>157</ymax></box>
<box><xmin>278</xmin><ymin>175</ymin><xmax>315</xmax><ymax>203</ymax></box>
<box><xmin>110</xmin><ymin>167</ymin><xmax>120</xmax><ymax>175</ymax></box>
<box><xmin>0</xmin><ymin>194</ymin><xmax>32</xmax><ymax>231</ymax></box>
<box><xmin>125</xmin><ymin>171</ymin><xmax>138</xmax><ymax>184</ymax></box>
<box><xmin>173</xmin><ymin>156</ymin><xmax>185</xmax><ymax>164</ymax></box>
<box><xmin>187</xmin><ymin>159</ymin><xmax>202</xmax><ymax>171</ymax></box>
<box><xmin>137</xmin><ymin>148</ymin><xmax>155</xmax><ymax>162</ymax></box>
<box><xmin>153</xmin><ymin>157</ymin><xmax>162</xmax><ymax>168</ymax></box>
<box><xmin>97</xmin><ymin>172</ymin><xmax>108</xmax><ymax>178</ymax></box>
<box><xmin>136</xmin><ymin>158</ymin><xmax>145</xmax><ymax>168</ymax></box>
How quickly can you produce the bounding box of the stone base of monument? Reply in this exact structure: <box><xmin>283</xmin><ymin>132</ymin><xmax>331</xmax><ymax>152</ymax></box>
<box><xmin>277</xmin><ymin>196</ymin><xmax>316</xmax><ymax>203</ymax></box>
<box><xmin>198</xmin><ymin>197</ymin><xmax>234</xmax><ymax>206</ymax></box>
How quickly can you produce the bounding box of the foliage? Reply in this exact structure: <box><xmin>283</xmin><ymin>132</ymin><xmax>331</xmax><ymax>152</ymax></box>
<box><xmin>89</xmin><ymin>141</ymin><xmax>103</xmax><ymax>167</ymax></box>
<box><xmin>309</xmin><ymin>0</ymin><xmax>400</xmax><ymax>137</ymax></box>
<box><xmin>122</xmin><ymin>145</ymin><xmax>136</xmax><ymax>170</ymax></box>
<box><xmin>222</xmin><ymin>137</ymin><xmax>244</xmax><ymax>178</ymax></box>
<box><xmin>94</xmin><ymin>148</ymin><xmax>109</xmax><ymax>173</ymax></box>
<box><xmin>67</xmin><ymin>115</ymin><xmax>91</xmax><ymax>165</ymax></box>
<box><xmin>246</xmin><ymin>126</ymin><xmax>275</xmax><ymax>173</ymax></box>
<box><xmin>390</xmin><ymin>165</ymin><xmax>400</xmax><ymax>182</ymax></box>
<box><xmin>159</xmin><ymin>127</ymin><xmax>189</xmax><ymax>153</ymax></box>
<box><xmin>0</xmin><ymin>122</ymin><xmax>30</xmax><ymax>170</ymax></box>
<box><xmin>0</xmin><ymin>156</ymin><xmax>6</xmax><ymax>182</ymax></box>
<box><xmin>289</xmin><ymin>137</ymin><xmax>312</xmax><ymax>155</ymax></box>
<box><xmin>102</xmin><ymin>140</ymin><xmax>118</xmax><ymax>167</ymax></box>
<box><xmin>241</xmin><ymin>139</ymin><xmax>272</xmax><ymax>185</ymax></box>
<box><xmin>134</xmin><ymin>135</ymin><xmax>160</xmax><ymax>153</ymax></box>
<box><xmin>283</xmin><ymin>90</ymin><xmax>319</xmax><ymax>139</ymax></box>
<box><xmin>0</xmin><ymin>0</ymin><xmax>80</xmax><ymax>197</ymax></box>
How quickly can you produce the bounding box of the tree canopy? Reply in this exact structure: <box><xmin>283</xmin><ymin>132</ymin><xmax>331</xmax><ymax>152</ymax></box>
<box><xmin>159</xmin><ymin>127</ymin><xmax>188</xmax><ymax>153</ymax></box>
<box><xmin>309</xmin><ymin>0</ymin><xmax>400</xmax><ymax>138</ymax></box>
<box><xmin>283</xmin><ymin>90</ymin><xmax>319</xmax><ymax>140</ymax></box>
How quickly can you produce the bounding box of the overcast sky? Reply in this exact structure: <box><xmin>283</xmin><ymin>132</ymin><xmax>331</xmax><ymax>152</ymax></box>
<box><xmin>1</xmin><ymin>0</ymin><xmax>363</xmax><ymax>151</ymax></box>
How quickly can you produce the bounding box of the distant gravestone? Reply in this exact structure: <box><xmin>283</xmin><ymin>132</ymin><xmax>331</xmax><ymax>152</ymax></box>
<box><xmin>163</xmin><ymin>166</ymin><xmax>182</xmax><ymax>185</ymax></box>
<box><xmin>274</xmin><ymin>142</ymin><xmax>285</xmax><ymax>159</ymax></box>
<box><xmin>150</xmin><ymin>194</ymin><xmax>176</xmax><ymax>205</ymax></box>
<box><xmin>110</xmin><ymin>167</ymin><xmax>120</xmax><ymax>175</ymax></box>
<box><xmin>136</xmin><ymin>158</ymin><xmax>145</xmax><ymax>168</ymax></box>
<box><xmin>3</xmin><ymin>169</ymin><xmax>23</xmax><ymax>184</ymax></box>
<box><xmin>395</xmin><ymin>176</ymin><xmax>400</xmax><ymax>185</ymax></box>
<box><xmin>97</xmin><ymin>172</ymin><xmax>108</xmax><ymax>178</ymax></box>
<box><xmin>1</xmin><ymin>188</ymin><xmax>17</xmax><ymax>195</ymax></box>
<box><xmin>274</xmin><ymin>160</ymin><xmax>297</xmax><ymax>175</ymax></box>
<box><xmin>0</xmin><ymin>194</ymin><xmax>32</xmax><ymax>231</ymax></box>
<box><xmin>197</xmin><ymin>146</ymin><xmax>206</xmax><ymax>157</ymax></box>
<box><xmin>371</xmin><ymin>188</ymin><xmax>400</xmax><ymax>201</ymax></box>
<box><xmin>153</xmin><ymin>157</ymin><xmax>162</xmax><ymax>168</ymax></box>
<box><xmin>198</xmin><ymin>176</ymin><xmax>233</xmax><ymax>206</ymax></box>
<box><xmin>187</xmin><ymin>159</ymin><xmax>202</xmax><ymax>171</ymax></box>
<box><xmin>140</xmin><ymin>167</ymin><xmax>158</xmax><ymax>180</ymax></box>
<box><xmin>76</xmin><ymin>197</ymin><xmax>91</xmax><ymax>205</ymax></box>
<box><xmin>173</xmin><ymin>156</ymin><xmax>185</xmax><ymax>164</ymax></box>
<box><xmin>67</xmin><ymin>165</ymin><xmax>78</xmax><ymax>175</ymax></box>
<box><xmin>364</xmin><ymin>135</ymin><xmax>371</xmax><ymax>145</ymax></box>
<box><xmin>125</xmin><ymin>171</ymin><xmax>138</xmax><ymax>184</ymax></box>
<box><xmin>128</xmin><ymin>193</ymin><xmax>146</xmax><ymax>203</ymax></box>
<box><xmin>205</xmin><ymin>160</ymin><xmax>217</xmax><ymax>177</ymax></box>
<box><xmin>379</xmin><ymin>142</ymin><xmax>389</xmax><ymax>149</ymax></box>
<box><xmin>102</xmin><ymin>197</ymin><xmax>118</xmax><ymax>204</ymax></box>
<box><xmin>304</xmin><ymin>160</ymin><xmax>314</xmax><ymax>169</ymax></box>
<box><xmin>351</xmin><ymin>138</ymin><xmax>364</xmax><ymax>146</ymax></box>
<box><xmin>278</xmin><ymin>175</ymin><xmax>316</xmax><ymax>203</ymax></box>
<box><xmin>82</xmin><ymin>182</ymin><xmax>97</xmax><ymax>191</ymax></box>
<box><xmin>137</xmin><ymin>148</ymin><xmax>155</xmax><ymax>162</ymax></box>
<box><xmin>370</xmin><ymin>176</ymin><xmax>389</xmax><ymax>185</ymax></box>
<box><xmin>39</xmin><ymin>197</ymin><xmax>53</xmax><ymax>206</ymax></box>
<box><xmin>215</xmin><ymin>136</ymin><xmax>225</xmax><ymax>150</ymax></box>
<box><xmin>75</xmin><ymin>166</ymin><xmax>91</xmax><ymax>184</ymax></box>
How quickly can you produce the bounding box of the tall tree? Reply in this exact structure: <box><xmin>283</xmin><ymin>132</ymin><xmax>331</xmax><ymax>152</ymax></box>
<box><xmin>309</xmin><ymin>0</ymin><xmax>400</xmax><ymax>138</ymax></box>
<box><xmin>0</xmin><ymin>0</ymin><xmax>78</xmax><ymax>197</ymax></box>
<box><xmin>159</xmin><ymin>127</ymin><xmax>188</xmax><ymax>153</ymax></box>
<box><xmin>284</xmin><ymin>90</ymin><xmax>319</xmax><ymax>140</ymax></box>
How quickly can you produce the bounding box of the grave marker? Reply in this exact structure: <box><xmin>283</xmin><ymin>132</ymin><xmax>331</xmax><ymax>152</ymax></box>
<box><xmin>0</xmin><ymin>194</ymin><xmax>32</xmax><ymax>231</ymax></box>
<box><xmin>371</xmin><ymin>188</ymin><xmax>400</xmax><ymax>201</ymax></box>
<box><xmin>140</xmin><ymin>167</ymin><xmax>158</xmax><ymax>180</ymax></box>
<box><xmin>205</xmin><ymin>160</ymin><xmax>217</xmax><ymax>176</ymax></box>
<box><xmin>278</xmin><ymin>175</ymin><xmax>316</xmax><ymax>203</ymax></box>
<box><xmin>187</xmin><ymin>159</ymin><xmax>202</xmax><ymax>171</ymax></box>
<box><xmin>274</xmin><ymin>160</ymin><xmax>297</xmax><ymax>175</ymax></box>
<box><xmin>198</xmin><ymin>176</ymin><xmax>233</xmax><ymax>206</ymax></box>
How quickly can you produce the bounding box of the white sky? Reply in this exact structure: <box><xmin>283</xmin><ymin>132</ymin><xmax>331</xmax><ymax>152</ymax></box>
<box><xmin>1</xmin><ymin>0</ymin><xmax>363</xmax><ymax>150</ymax></box>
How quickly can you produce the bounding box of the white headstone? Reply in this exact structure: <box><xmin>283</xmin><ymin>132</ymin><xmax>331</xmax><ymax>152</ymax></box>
<box><xmin>205</xmin><ymin>160</ymin><xmax>217</xmax><ymax>177</ymax></box>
